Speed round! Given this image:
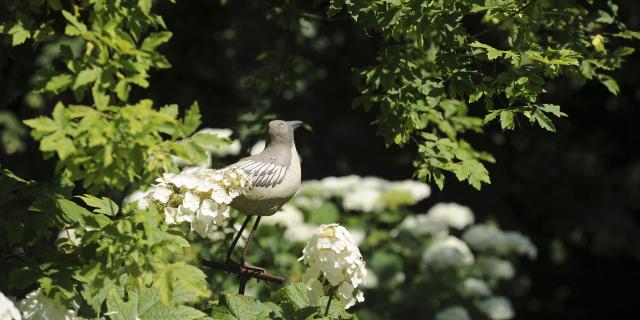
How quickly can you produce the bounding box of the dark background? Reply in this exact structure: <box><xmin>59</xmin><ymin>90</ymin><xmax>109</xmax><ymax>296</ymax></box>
<box><xmin>2</xmin><ymin>1</ymin><xmax>639</xmax><ymax>319</ymax></box>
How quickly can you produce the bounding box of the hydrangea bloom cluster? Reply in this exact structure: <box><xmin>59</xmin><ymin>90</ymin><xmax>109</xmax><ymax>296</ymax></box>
<box><xmin>0</xmin><ymin>290</ymin><xmax>20</xmax><ymax>320</ymax></box>
<box><xmin>435</xmin><ymin>305</ymin><xmax>471</xmax><ymax>320</ymax></box>
<box><xmin>297</xmin><ymin>175</ymin><xmax>430</xmax><ymax>212</ymax></box>
<box><xmin>299</xmin><ymin>224</ymin><xmax>367</xmax><ymax>309</ymax></box>
<box><xmin>422</xmin><ymin>235</ymin><xmax>475</xmax><ymax>269</ymax></box>
<box><xmin>426</xmin><ymin>203</ymin><xmax>475</xmax><ymax>230</ymax></box>
<box><xmin>475</xmin><ymin>296</ymin><xmax>514</xmax><ymax>320</ymax></box>
<box><xmin>462</xmin><ymin>225</ymin><xmax>537</xmax><ymax>259</ymax></box>
<box><xmin>145</xmin><ymin>166</ymin><xmax>250</xmax><ymax>238</ymax></box>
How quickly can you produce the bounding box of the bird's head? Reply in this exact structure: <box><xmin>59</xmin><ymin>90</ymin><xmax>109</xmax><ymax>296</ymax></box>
<box><xmin>267</xmin><ymin>120</ymin><xmax>304</xmax><ymax>146</ymax></box>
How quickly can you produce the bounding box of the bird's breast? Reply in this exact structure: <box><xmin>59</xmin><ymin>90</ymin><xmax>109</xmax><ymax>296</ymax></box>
<box><xmin>231</xmin><ymin>144</ymin><xmax>301</xmax><ymax>216</ymax></box>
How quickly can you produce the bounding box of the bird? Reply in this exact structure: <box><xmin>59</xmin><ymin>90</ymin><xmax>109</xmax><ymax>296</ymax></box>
<box><xmin>223</xmin><ymin>119</ymin><xmax>303</xmax><ymax>275</ymax></box>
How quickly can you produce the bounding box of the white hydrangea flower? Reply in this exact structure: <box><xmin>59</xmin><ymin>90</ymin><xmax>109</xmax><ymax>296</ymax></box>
<box><xmin>503</xmin><ymin>232</ymin><xmax>537</xmax><ymax>259</ymax></box>
<box><xmin>298</xmin><ymin>176</ymin><xmax>430</xmax><ymax>210</ymax></box>
<box><xmin>477</xmin><ymin>256</ymin><xmax>515</xmax><ymax>280</ymax></box>
<box><xmin>17</xmin><ymin>289</ymin><xmax>76</xmax><ymax>320</ymax></box>
<box><xmin>426</xmin><ymin>203</ymin><xmax>475</xmax><ymax>230</ymax></box>
<box><xmin>462</xmin><ymin>225</ymin><xmax>537</xmax><ymax>259</ymax></box>
<box><xmin>342</xmin><ymin>189</ymin><xmax>383</xmax><ymax>212</ymax></box>
<box><xmin>150</xmin><ymin>185</ymin><xmax>172</xmax><ymax>204</ymax></box>
<box><xmin>362</xmin><ymin>268</ymin><xmax>378</xmax><ymax>289</ymax></box>
<box><xmin>400</xmin><ymin>214</ymin><xmax>449</xmax><ymax>237</ymax></box>
<box><xmin>263</xmin><ymin>204</ymin><xmax>304</xmax><ymax>228</ymax></box>
<box><xmin>299</xmin><ymin>224</ymin><xmax>367</xmax><ymax>309</ymax></box>
<box><xmin>349</xmin><ymin>229</ymin><xmax>366</xmax><ymax>245</ymax></box>
<box><xmin>0</xmin><ymin>290</ymin><xmax>21</xmax><ymax>320</ymax></box>
<box><xmin>249</xmin><ymin>140</ymin><xmax>266</xmax><ymax>155</ymax></box>
<box><xmin>317</xmin><ymin>176</ymin><xmax>360</xmax><ymax>196</ymax></box>
<box><xmin>386</xmin><ymin>180</ymin><xmax>431</xmax><ymax>202</ymax></box>
<box><xmin>284</xmin><ymin>223</ymin><xmax>318</xmax><ymax>243</ymax></box>
<box><xmin>122</xmin><ymin>190</ymin><xmax>151</xmax><ymax>210</ymax></box>
<box><xmin>423</xmin><ymin>236</ymin><xmax>475</xmax><ymax>269</ymax></box>
<box><xmin>476</xmin><ymin>296</ymin><xmax>514</xmax><ymax>320</ymax></box>
<box><xmin>462</xmin><ymin>278</ymin><xmax>492</xmax><ymax>297</ymax></box>
<box><xmin>462</xmin><ymin>225</ymin><xmax>506</xmax><ymax>253</ymax></box>
<box><xmin>146</xmin><ymin>166</ymin><xmax>250</xmax><ymax>238</ymax></box>
<box><xmin>435</xmin><ymin>305</ymin><xmax>471</xmax><ymax>320</ymax></box>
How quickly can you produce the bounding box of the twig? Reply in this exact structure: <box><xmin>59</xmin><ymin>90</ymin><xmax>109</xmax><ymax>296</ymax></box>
<box><xmin>201</xmin><ymin>260</ymin><xmax>287</xmax><ymax>284</ymax></box>
<box><xmin>324</xmin><ymin>286</ymin><xmax>337</xmax><ymax>317</ymax></box>
<box><xmin>471</xmin><ymin>0</ymin><xmax>539</xmax><ymax>39</ymax></box>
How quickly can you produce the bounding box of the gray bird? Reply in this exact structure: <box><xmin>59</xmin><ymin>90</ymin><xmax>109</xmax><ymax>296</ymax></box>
<box><xmin>223</xmin><ymin>120</ymin><xmax>303</xmax><ymax>274</ymax></box>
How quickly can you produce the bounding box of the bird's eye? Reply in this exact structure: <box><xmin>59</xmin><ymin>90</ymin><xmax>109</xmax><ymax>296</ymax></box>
<box><xmin>278</xmin><ymin>122</ymin><xmax>284</xmax><ymax>127</ymax></box>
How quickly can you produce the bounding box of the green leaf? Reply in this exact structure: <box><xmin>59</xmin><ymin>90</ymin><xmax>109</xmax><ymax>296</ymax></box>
<box><xmin>74</xmin><ymin>68</ymin><xmax>101</xmax><ymax>89</ymax></box>
<box><xmin>470</xmin><ymin>41</ymin><xmax>518</xmax><ymax>61</ymax></box>
<box><xmin>23</xmin><ymin>117</ymin><xmax>58</xmax><ymax>133</ymax></box>
<box><xmin>107</xmin><ymin>286</ymin><xmax>206</xmax><ymax>320</ymax></box>
<box><xmin>597</xmin><ymin>74</ymin><xmax>620</xmax><ymax>95</ymax></box>
<box><xmin>190</xmin><ymin>131</ymin><xmax>229</xmax><ymax>149</ymax></box>
<box><xmin>115</xmin><ymin>80</ymin><xmax>131</xmax><ymax>101</ymax></box>
<box><xmin>139</xmin><ymin>0</ymin><xmax>152</xmax><ymax>15</ymax></box>
<box><xmin>61</xmin><ymin>10</ymin><xmax>88</xmax><ymax>33</ymax></box>
<box><xmin>183</xmin><ymin>102</ymin><xmax>201</xmax><ymax>136</ymax></box>
<box><xmin>56</xmin><ymin>198</ymin><xmax>92</xmax><ymax>223</ymax></box>
<box><xmin>530</xmin><ymin>109</ymin><xmax>556</xmax><ymax>132</ymax></box>
<box><xmin>214</xmin><ymin>293</ymin><xmax>272</xmax><ymax>320</ymax></box>
<box><xmin>538</xmin><ymin>104</ymin><xmax>567</xmax><ymax>118</ymax></box>
<box><xmin>499</xmin><ymin>111</ymin><xmax>515</xmax><ymax>130</ymax></box>
<box><xmin>8</xmin><ymin>24</ymin><xmax>30</xmax><ymax>46</ymax></box>
<box><xmin>142</xmin><ymin>32</ymin><xmax>173</xmax><ymax>51</ymax></box>
<box><xmin>44</xmin><ymin>74</ymin><xmax>73</xmax><ymax>93</ymax></box>
<box><xmin>77</xmin><ymin>194</ymin><xmax>119</xmax><ymax>216</ymax></box>
<box><xmin>269</xmin><ymin>283</ymin><xmax>311</xmax><ymax>311</ymax></box>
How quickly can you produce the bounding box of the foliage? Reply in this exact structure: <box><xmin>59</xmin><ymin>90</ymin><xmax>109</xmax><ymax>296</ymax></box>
<box><xmin>0</xmin><ymin>0</ymin><xmax>631</xmax><ymax>319</ymax></box>
<box><xmin>330</xmin><ymin>0</ymin><xmax>638</xmax><ymax>189</ymax></box>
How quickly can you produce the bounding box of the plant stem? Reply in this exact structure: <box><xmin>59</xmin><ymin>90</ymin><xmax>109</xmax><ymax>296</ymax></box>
<box><xmin>324</xmin><ymin>286</ymin><xmax>337</xmax><ymax>317</ymax></box>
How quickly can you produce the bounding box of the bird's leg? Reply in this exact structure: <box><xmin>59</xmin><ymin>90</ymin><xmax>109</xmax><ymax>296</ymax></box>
<box><xmin>240</xmin><ymin>216</ymin><xmax>265</xmax><ymax>273</ymax></box>
<box><xmin>226</xmin><ymin>215</ymin><xmax>252</xmax><ymax>264</ymax></box>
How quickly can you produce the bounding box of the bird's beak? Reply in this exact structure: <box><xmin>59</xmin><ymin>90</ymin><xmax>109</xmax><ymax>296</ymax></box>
<box><xmin>286</xmin><ymin>120</ymin><xmax>304</xmax><ymax>131</ymax></box>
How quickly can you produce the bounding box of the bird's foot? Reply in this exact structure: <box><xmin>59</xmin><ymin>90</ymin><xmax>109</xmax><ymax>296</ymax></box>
<box><xmin>240</xmin><ymin>263</ymin><xmax>266</xmax><ymax>274</ymax></box>
<box><xmin>225</xmin><ymin>259</ymin><xmax>266</xmax><ymax>274</ymax></box>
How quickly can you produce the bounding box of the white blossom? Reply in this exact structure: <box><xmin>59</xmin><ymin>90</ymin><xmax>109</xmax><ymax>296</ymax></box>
<box><xmin>262</xmin><ymin>204</ymin><xmax>304</xmax><ymax>228</ymax></box>
<box><xmin>426</xmin><ymin>203</ymin><xmax>475</xmax><ymax>230</ymax></box>
<box><xmin>249</xmin><ymin>140</ymin><xmax>266</xmax><ymax>155</ymax></box>
<box><xmin>476</xmin><ymin>296</ymin><xmax>514</xmax><ymax>320</ymax></box>
<box><xmin>477</xmin><ymin>256</ymin><xmax>515</xmax><ymax>280</ymax></box>
<box><xmin>423</xmin><ymin>236</ymin><xmax>475</xmax><ymax>269</ymax></box>
<box><xmin>17</xmin><ymin>290</ymin><xmax>76</xmax><ymax>320</ymax></box>
<box><xmin>349</xmin><ymin>229</ymin><xmax>366</xmax><ymax>246</ymax></box>
<box><xmin>146</xmin><ymin>166</ymin><xmax>250</xmax><ymax>238</ymax></box>
<box><xmin>299</xmin><ymin>224</ymin><xmax>367</xmax><ymax>309</ymax></box>
<box><xmin>503</xmin><ymin>232</ymin><xmax>537</xmax><ymax>259</ymax></box>
<box><xmin>150</xmin><ymin>185</ymin><xmax>172</xmax><ymax>204</ymax></box>
<box><xmin>462</xmin><ymin>278</ymin><xmax>492</xmax><ymax>297</ymax></box>
<box><xmin>386</xmin><ymin>180</ymin><xmax>431</xmax><ymax>202</ymax></box>
<box><xmin>342</xmin><ymin>189</ymin><xmax>383</xmax><ymax>212</ymax></box>
<box><xmin>400</xmin><ymin>214</ymin><xmax>449</xmax><ymax>237</ymax></box>
<box><xmin>435</xmin><ymin>305</ymin><xmax>471</xmax><ymax>320</ymax></box>
<box><xmin>362</xmin><ymin>268</ymin><xmax>378</xmax><ymax>289</ymax></box>
<box><xmin>284</xmin><ymin>223</ymin><xmax>318</xmax><ymax>243</ymax></box>
<box><xmin>0</xmin><ymin>290</ymin><xmax>21</xmax><ymax>320</ymax></box>
<box><xmin>123</xmin><ymin>190</ymin><xmax>150</xmax><ymax>210</ymax></box>
<box><xmin>463</xmin><ymin>225</ymin><xmax>537</xmax><ymax>259</ymax></box>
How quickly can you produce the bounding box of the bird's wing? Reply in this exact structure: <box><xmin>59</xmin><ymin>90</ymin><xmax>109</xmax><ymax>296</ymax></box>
<box><xmin>231</xmin><ymin>159</ymin><xmax>288</xmax><ymax>188</ymax></box>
